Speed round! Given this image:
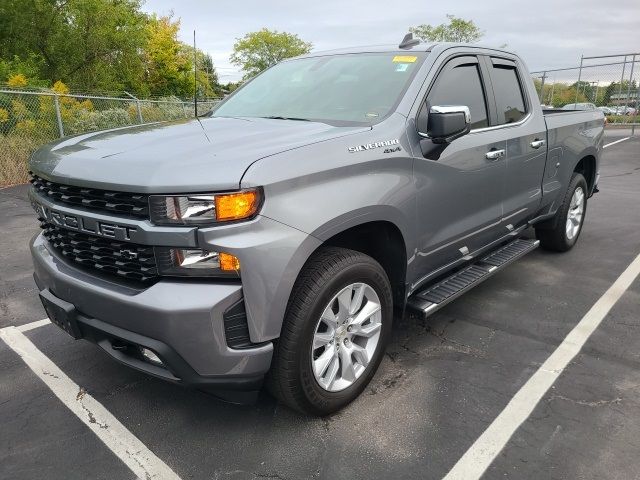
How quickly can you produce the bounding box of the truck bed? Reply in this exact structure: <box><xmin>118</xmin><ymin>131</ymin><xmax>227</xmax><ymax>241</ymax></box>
<box><xmin>543</xmin><ymin>108</ymin><xmax>604</xmax><ymax>132</ymax></box>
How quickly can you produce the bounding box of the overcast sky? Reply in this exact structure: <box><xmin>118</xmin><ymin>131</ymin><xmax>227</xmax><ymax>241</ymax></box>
<box><xmin>142</xmin><ymin>0</ymin><xmax>639</xmax><ymax>83</ymax></box>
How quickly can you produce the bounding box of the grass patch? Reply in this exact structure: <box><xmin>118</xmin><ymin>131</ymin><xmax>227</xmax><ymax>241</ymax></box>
<box><xmin>0</xmin><ymin>135</ymin><xmax>45</xmax><ymax>186</ymax></box>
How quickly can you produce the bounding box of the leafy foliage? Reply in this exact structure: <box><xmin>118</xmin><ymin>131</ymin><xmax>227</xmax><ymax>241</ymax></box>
<box><xmin>534</xmin><ymin>78</ymin><xmax>640</xmax><ymax>108</ymax></box>
<box><xmin>0</xmin><ymin>55</ymin><xmax>48</xmax><ymax>87</ymax></box>
<box><xmin>0</xmin><ymin>0</ymin><xmax>148</xmax><ymax>92</ymax></box>
<box><xmin>230</xmin><ymin>28</ymin><xmax>312</xmax><ymax>79</ymax></box>
<box><xmin>0</xmin><ymin>1</ymin><xmax>220</xmax><ymax>97</ymax></box>
<box><xmin>142</xmin><ymin>15</ymin><xmax>194</xmax><ymax>97</ymax></box>
<box><xmin>410</xmin><ymin>15</ymin><xmax>484</xmax><ymax>43</ymax></box>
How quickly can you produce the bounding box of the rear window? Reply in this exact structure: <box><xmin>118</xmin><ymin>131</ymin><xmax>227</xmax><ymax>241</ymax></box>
<box><xmin>490</xmin><ymin>64</ymin><xmax>527</xmax><ymax>124</ymax></box>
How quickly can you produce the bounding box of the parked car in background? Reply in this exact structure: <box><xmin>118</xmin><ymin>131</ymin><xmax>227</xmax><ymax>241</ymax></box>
<box><xmin>562</xmin><ymin>102</ymin><xmax>597</xmax><ymax>111</ymax></box>
<box><xmin>609</xmin><ymin>105</ymin><xmax>636</xmax><ymax>115</ymax></box>
<box><xmin>597</xmin><ymin>106</ymin><xmax>615</xmax><ymax>115</ymax></box>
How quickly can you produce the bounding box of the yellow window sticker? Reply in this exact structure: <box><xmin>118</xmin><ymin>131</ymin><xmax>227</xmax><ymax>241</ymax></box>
<box><xmin>393</xmin><ymin>55</ymin><xmax>417</xmax><ymax>63</ymax></box>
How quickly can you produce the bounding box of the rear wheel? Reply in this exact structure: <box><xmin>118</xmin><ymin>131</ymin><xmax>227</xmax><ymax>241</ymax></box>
<box><xmin>536</xmin><ymin>172</ymin><xmax>588</xmax><ymax>252</ymax></box>
<box><xmin>267</xmin><ymin>247</ymin><xmax>393</xmax><ymax>415</ymax></box>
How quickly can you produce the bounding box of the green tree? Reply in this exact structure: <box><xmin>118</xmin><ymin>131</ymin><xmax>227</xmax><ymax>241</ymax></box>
<box><xmin>142</xmin><ymin>15</ymin><xmax>194</xmax><ymax>97</ymax></box>
<box><xmin>602</xmin><ymin>80</ymin><xmax>638</xmax><ymax>106</ymax></box>
<box><xmin>0</xmin><ymin>54</ymin><xmax>48</xmax><ymax>88</ymax></box>
<box><xmin>230</xmin><ymin>28</ymin><xmax>312</xmax><ymax>79</ymax></box>
<box><xmin>410</xmin><ymin>15</ymin><xmax>484</xmax><ymax>43</ymax></box>
<box><xmin>0</xmin><ymin>0</ymin><xmax>148</xmax><ymax>92</ymax></box>
<box><xmin>201</xmin><ymin>53</ymin><xmax>220</xmax><ymax>94</ymax></box>
<box><xmin>0</xmin><ymin>0</ymin><xmax>219</xmax><ymax>98</ymax></box>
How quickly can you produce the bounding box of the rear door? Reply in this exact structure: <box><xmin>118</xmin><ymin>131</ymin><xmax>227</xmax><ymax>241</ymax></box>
<box><xmin>483</xmin><ymin>57</ymin><xmax>548</xmax><ymax>227</ymax></box>
<box><xmin>410</xmin><ymin>55</ymin><xmax>507</xmax><ymax>280</ymax></box>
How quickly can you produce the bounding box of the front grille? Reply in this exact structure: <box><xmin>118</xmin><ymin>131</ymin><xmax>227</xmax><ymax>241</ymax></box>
<box><xmin>31</xmin><ymin>174</ymin><xmax>149</xmax><ymax>219</ymax></box>
<box><xmin>41</xmin><ymin>221</ymin><xmax>158</xmax><ymax>282</ymax></box>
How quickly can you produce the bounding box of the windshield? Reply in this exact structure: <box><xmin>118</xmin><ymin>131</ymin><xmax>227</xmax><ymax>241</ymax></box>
<box><xmin>213</xmin><ymin>52</ymin><xmax>426</xmax><ymax>126</ymax></box>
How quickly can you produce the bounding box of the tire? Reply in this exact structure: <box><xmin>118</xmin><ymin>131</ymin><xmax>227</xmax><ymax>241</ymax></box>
<box><xmin>535</xmin><ymin>172</ymin><xmax>588</xmax><ymax>252</ymax></box>
<box><xmin>266</xmin><ymin>246</ymin><xmax>393</xmax><ymax>416</ymax></box>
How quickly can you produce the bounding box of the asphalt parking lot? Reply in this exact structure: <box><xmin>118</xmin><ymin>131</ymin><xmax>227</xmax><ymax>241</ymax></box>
<box><xmin>1</xmin><ymin>131</ymin><xmax>639</xmax><ymax>480</ymax></box>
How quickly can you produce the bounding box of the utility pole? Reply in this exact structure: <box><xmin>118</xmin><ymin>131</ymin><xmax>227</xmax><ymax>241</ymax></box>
<box><xmin>590</xmin><ymin>81</ymin><xmax>599</xmax><ymax>104</ymax></box>
<box><xmin>623</xmin><ymin>54</ymin><xmax>636</xmax><ymax>113</ymax></box>
<box><xmin>539</xmin><ymin>71</ymin><xmax>547</xmax><ymax>103</ymax></box>
<box><xmin>574</xmin><ymin>55</ymin><xmax>584</xmax><ymax>106</ymax></box>
<box><xmin>193</xmin><ymin>30</ymin><xmax>198</xmax><ymax>117</ymax></box>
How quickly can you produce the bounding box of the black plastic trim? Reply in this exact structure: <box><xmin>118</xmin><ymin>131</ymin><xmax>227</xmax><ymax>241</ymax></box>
<box><xmin>76</xmin><ymin>313</ymin><xmax>265</xmax><ymax>393</ymax></box>
<box><xmin>223</xmin><ymin>298</ymin><xmax>253</xmax><ymax>349</ymax></box>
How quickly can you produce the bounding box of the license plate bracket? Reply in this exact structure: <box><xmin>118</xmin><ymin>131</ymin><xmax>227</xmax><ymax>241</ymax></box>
<box><xmin>39</xmin><ymin>289</ymin><xmax>82</xmax><ymax>339</ymax></box>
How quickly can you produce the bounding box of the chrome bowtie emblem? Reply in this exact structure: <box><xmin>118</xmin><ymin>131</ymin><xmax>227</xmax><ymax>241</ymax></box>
<box><xmin>121</xmin><ymin>249</ymin><xmax>138</xmax><ymax>260</ymax></box>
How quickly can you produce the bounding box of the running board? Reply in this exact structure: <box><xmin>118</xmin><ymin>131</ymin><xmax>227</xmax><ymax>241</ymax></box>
<box><xmin>407</xmin><ymin>238</ymin><xmax>540</xmax><ymax>317</ymax></box>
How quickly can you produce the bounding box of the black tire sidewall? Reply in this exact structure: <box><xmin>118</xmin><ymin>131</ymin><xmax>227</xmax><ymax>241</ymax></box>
<box><xmin>536</xmin><ymin>172</ymin><xmax>588</xmax><ymax>252</ymax></box>
<box><xmin>561</xmin><ymin>174</ymin><xmax>588</xmax><ymax>248</ymax></box>
<box><xmin>296</xmin><ymin>258</ymin><xmax>393</xmax><ymax>414</ymax></box>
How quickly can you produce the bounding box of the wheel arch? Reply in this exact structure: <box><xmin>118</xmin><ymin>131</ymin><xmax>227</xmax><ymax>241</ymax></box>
<box><xmin>573</xmin><ymin>154</ymin><xmax>597</xmax><ymax>195</ymax></box>
<box><xmin>320</xmin><ymin>220</ymin><xmax>408</xmax><ymax>309</ymax></box>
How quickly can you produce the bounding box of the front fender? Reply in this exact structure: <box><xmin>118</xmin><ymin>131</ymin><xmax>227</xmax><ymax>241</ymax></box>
<box><xmin>198</xmin><ymin>215</ymin><xmax>322</xmax><ymax>342</ymax></box>
<box><xmin>236</xmin><ymin>116</ymin><xmax>417</xmax><ymax>340</ymax></box>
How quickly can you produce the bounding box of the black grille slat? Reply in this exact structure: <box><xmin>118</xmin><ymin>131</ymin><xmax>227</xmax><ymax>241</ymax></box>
<box><xmin>30</xmin><ymin>175</ymin><xmax>149</xmax><ymax>219</ymax></box>
<box><xmin>41</xmin><ymin>222</ymin><xmax>158</xmax><ymax>282</ymax></box>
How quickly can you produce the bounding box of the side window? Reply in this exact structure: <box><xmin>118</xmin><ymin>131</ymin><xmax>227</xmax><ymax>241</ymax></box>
<box><xmin>427</xmin><ymin>60</ymin><xmax>488</xmax><ymax>130</ymax></box>
<box><xmin>490</xmin><ymin>62</ymin><xmax>527</xmax><ymax>124</ymax></box>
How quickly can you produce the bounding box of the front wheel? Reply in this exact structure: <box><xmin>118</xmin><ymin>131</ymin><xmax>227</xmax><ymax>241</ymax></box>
<box><xmin>266</xmin><ymin>247</ymin><xmax>393</xmax><ymax>415</ymax></box>
<box><xmin>536</xmin><ymin>172</ymin><xmax>588</xmax><ymax>252</ymax></box>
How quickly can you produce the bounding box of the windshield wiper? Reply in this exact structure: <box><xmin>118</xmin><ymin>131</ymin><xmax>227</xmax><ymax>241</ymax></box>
<box><xmin>261</xmin><ymin>116</ymin><xmax>310</xmax><ymax>121</ymax></box>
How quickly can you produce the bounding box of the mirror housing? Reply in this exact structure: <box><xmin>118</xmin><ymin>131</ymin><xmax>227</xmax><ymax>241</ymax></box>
<box><xmin>418</xmin><ymin>105</ymin><xmax>471</xmax><ymax>144</ymax></box>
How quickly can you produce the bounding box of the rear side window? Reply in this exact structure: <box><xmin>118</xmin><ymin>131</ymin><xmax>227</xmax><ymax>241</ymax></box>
<box><xmin>427</xmin><ymin>60</ymin><xmax>488</xmax><ymax>129</ymax></box>
<box><xmin>490</xmin><ymin>63</ymin><xmax>527</xmax><ymax>124</ymax></box>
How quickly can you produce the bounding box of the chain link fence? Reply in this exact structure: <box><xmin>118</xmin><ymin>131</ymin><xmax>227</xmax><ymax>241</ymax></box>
<box><xmin>3</xmin><ymin>54</ymin><xmax>638</xmax><ymax>186</ymax></box>
<box><xmin>531</xmin><ymin>53</ymin><xmax>639</xmax><ymax>127</ymax></box>
<box><xmin>0</xmin><ymin>87</ymin><xmax>219</xmax><ymax>186</ymax></box>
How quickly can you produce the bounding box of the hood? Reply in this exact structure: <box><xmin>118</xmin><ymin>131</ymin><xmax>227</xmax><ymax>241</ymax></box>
<box><xmin>30</xmin><ymin>116</ymin><xmax>369</xmax><ymax>193</ymax></box>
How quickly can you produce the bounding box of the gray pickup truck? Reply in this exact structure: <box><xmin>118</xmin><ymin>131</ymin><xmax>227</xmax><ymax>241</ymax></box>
<box><xmin>28</xmin><ymin>37</ymin><xmax>604</xmax><ymax>415</ymax></box>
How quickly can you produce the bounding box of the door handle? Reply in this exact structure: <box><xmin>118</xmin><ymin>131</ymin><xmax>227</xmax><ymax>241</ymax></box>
<box><xmin>485</xmin><ymin>149</ymin><xmax>505</xmax><ymax>160</ymax></box>
<box><xmin>530</xmin><ymin>139</ymin><xmax>545</xmax><ymax>149</ymax></box>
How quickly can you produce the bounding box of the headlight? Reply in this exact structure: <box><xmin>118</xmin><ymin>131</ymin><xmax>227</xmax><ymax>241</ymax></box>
<box><xmin>150</xmin><ymin>189</ymin><xmax>261</xmax><ymax>225</ymax></box>
<box><xmin>156</xmin><ymin>247</ymin><xmax>241</xmax><ymax>277</ymax></box>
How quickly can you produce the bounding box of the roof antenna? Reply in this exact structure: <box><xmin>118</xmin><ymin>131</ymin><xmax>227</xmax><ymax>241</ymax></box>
<box><xmin>399</xmin><ymin>32</ymin><xmax>420</xmax><ymax>49</ymax></box>
<box><xmin>193</xmin><ymin>29</ymin><xmax>198</xmax><ymax>117</ymax></box>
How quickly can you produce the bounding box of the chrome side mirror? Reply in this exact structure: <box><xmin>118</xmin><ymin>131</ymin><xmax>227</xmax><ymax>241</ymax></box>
<box><xmin>417</xmin><ymin>105</ymin><xmax>471</xmax><ymax>144</ymax></box>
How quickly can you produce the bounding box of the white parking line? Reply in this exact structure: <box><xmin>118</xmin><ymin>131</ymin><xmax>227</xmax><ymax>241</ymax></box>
<box><xmin>443</xmin><ymin>251</ymin><xmax>640</xmax><ymax>480</ymax></box>
<box><xmin>16</xmin><ymin>318</ymin><xmax>51</xmax><ymax>332</ymax></box>
<box><xmin>0</xmin><ymin>326</ymin><xmax>182</xmax><ymax>480</ymax></box>
<box><xmin>603</xmin><ymin>137</ymin><xmax>630</xmax><ymax>148</ymax></box>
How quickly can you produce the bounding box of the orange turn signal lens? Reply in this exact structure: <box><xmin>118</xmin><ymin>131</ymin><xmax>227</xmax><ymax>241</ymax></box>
<box><xmin>219</xmin><ymin>252</ymin><xmax>241</xmax><ymax>271</ymax></box>
<box><xmin>215</xmin><ymin>190</ymin><xmax>260</xmax><ymax>221</ymax></box>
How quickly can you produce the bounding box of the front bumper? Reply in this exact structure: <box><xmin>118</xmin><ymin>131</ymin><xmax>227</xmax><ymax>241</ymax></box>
<box><xmin>31</xmin><ymin>233</ymin><xmax>273</xmax><ymax>399</ymax></box>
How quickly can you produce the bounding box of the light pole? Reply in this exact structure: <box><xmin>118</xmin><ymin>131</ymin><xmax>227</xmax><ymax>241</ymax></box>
<box><xmin>590</xmin><ymin>81</ymin><xmax>599</xmax><ymax>104</ymax></box>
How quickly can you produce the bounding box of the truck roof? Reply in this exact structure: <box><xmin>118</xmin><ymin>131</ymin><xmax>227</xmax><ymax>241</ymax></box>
<box><xmin>298</xmin><ymin>42</ymin><xmax>517</xmax><ymax>59</ymax></box>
